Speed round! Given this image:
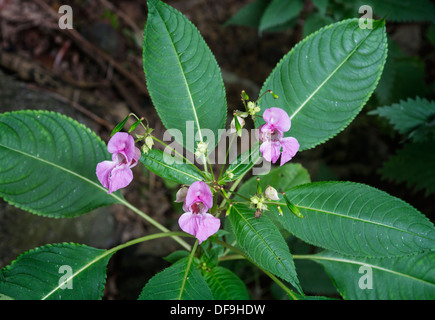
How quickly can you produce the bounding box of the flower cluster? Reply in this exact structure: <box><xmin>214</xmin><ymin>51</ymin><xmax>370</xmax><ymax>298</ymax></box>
<box><xmin>176</xmin><ymin>181</ymin><xmax>220</xmax><ymax>244</ymax></box>
<box><xmin>259</xmin><ymin>107</ymin><xmax>299</xmax><ymax>166</ymax></box>
<box><xmin>96</xmin><ymin>132</ymin><xmax>141</xmax><ymax>194</ymax></box>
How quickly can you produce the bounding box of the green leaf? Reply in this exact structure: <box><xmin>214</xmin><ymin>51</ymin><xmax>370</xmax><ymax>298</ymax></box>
<box><xmin>224</xmin><ymin>0</ymin><xmax>271</xmax><ymax>28</ymax></box>
<box><xmin>143</xmin><ymin>0</ymin><xmax>227</xmax><ymax>153</ymax></box>
<box><xmin>274</xmin><ymin>182</ymin><xmax>435</xmax><ymax>257</ymax></box>
<box><xmin>369</xmin><ymin>97</ymin><xmax>435</xmax><ymax>143</ymax></box>
<box><xmin>140</xmin><ymin>149</ymin><xmax>204</xmax><ymax>185</ymax></box>
<box><xmin>259</xmin><ymin>0</ymin><xmax>304</xmax><ymax>33</ymax></box>
<box><xmin>257</xmin><ymin>18</ymin><xmax>388</xmax><ymax>151</ymax></box>
<box><xmin>307</xmin><ymin>250</ymin><xmax>435</xmax><ymax>299</ymax></box>
<box><xmin>229</xmin><ymin>204</ymin><xmax>302</xmax><ymax>294</ymax></box>
<box><xmin>379</xmin><ymin>142</ymin><xmax>435</xmax><ymax>197</ymax></box>
<box><xmin>0</xmin><ymin>243</ymin><xmax>113</xmax><ymax>300</ymax></box>
<box><xmin>138</xmin><ymin>257</ymin><xmax>214</xmax><ymax>300</ymax></box>
<box><xmin>203</xmin><ymin>266</ymin><xmax>250</xmax><ymax>300</ymax></box>
<box><xmin>222</xmin><ymin>142</ymin><xmax>262</xmax><ymax>182</ymax></box>
<box><xmin>0</xmin><ymin>110</ymin><xmax>120</xmax><ymax>218</ymax></box>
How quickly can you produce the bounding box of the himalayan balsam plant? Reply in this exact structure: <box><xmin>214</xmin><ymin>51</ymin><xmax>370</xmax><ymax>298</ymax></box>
<box><xmin>0</xmin><ymin>0</ymin><xmax>434</xmax><ymax>300</ymax></box>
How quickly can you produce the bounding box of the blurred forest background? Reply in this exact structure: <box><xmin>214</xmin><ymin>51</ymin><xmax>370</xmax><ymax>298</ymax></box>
<box><xmin>0</xmin><ymin>0</ymin><xmax>434</xmax><ymax>299</ymax></box>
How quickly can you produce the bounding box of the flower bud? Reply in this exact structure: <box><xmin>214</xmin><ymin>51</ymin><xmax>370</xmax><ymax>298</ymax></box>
<box><xmin>265</xmin><ymin>185</ymin><xmax>279</xmax><ymax>201</ymax></box>
<box><xmin>226</xmin><ymin>203</ymin><xmax>232</xmax><ymax>216</ymax></box>
<box><xmin>175</xmin><ymin>186</ymin><xmax>189</xmax><ymax>203</ymax></box>
<box><xmin>230</xmin><ymin>115</ymin><xmax>245</xmax><ymax>136</ymax></box>
<box><xmin>194</xmin><ymin>141</ymin><xmax>209</xmax><ymax>158</ymax></box>
<box><xmin>145</xmin><ymin>135</ymin><xmax>154</xmax><ymax>149</ymax></box>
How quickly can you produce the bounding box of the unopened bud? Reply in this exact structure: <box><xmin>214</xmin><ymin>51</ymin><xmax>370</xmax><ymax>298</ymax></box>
<box><xmin>226</xmin><ymin>171</ymin><xmax>234</xmax><ymax>180</ymax></box>
<box><xmin>230</xmin><ymin>115</ymin><xmax>245</xmax><ymax>135</ymax></box>
<box><xmin>241</xmin><ymin>90</ymin><xmax>249</xmax><ymax>101</ymax></box>
<box><xmin>226</xmin><ymin>203</ymin><xmax>232</xmax><ymax>216</ymax></box>
<box><xmin>265</xmin><ymin>185</ymin><xmax>280</xmax><ymax>201</ymax></box>
<box><xmin>145</xmin><ymin>136</ymin><xmax>154</xmax><ymax>149</ymax></box>
<box><xmin>194</xmin><ymin>141</ymin><xmax>209</xmax><ymax>158</ymax></box>
<box><xmin>175</xmin><ymin>186</ymin><xmax>189</xmax><ymax>203</ymax></box>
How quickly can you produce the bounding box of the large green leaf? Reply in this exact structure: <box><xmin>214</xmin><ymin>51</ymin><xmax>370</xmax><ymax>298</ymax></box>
<box><xmin>203</xmin><ymin>266</ymin><xmax>250</xmax><ymax>300</ymax></box>
<box><xmin>229</xmin><ymin>204</ymin><xmax>302</xmax><ymax>294</ymax></box>
<box><xmin>138</xmin><ymin>257</ymin><xmax>214</xmax><ymax>300</ymax></box>
<box><xmin>143</xmin><ymin>0</ymin><xmax>227</xmax><ymax>152</ymax></box>
<box><xmin>306</xmin><ymin>250</ymin><xmax>435</xmax><ymax>299</ymax></box>
<box><xmin>140</xmin><ymin>149</ymin><xmax>205</xmax><ymax>185</ymax></box>
<box><xmin>274</xmin><ymin>182</ymin><xmax>435</xmax><ymax>257</ymax></box>
<box><xmin>257</xmin><ymin>18</ymin><xmax>387</xmax><ymax>151</ymax></box>
<box><xmin>0</xmin><ymin>243</ymin><xmax>112</xmax><ymax>300</ymax></box>
<box><xmin>0</xmin><ymin>110</ymin><xmax>120</xmax><ymax>218</ymax></box>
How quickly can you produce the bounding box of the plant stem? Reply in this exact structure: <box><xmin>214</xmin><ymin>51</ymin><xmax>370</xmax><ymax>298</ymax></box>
<box><xmin>112</xmin><ymin>194</ymin><xmax>192</xmax><ymax>251</ymax></box>
<box><xmin>218</xmin><ymin>173</ymin><xmax>245</xmax><ymax>211</ymax></box>
<box><xmin>218</xmin><ymin>132</ymin><xmax>237</xmax><ymax>180</ymax></box>
<box><xmin>108</xmin><ymin>231</ymin><xmax>191</xmax><ymax>255</ymax></box>
<box><xmin>42</xmin><ymin>231</ymin><xmax>191</xmax><ymax>300</ymax></box>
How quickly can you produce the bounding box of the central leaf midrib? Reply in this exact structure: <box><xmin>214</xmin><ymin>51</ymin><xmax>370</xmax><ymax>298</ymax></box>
<box><xmin>151</xmin><ymin>2</ymin><xmax>204</xmax><ymax>143</ymax></box>
<box><xmin>0</xmin><ymin>143</ymin><xmax>124</xmax><ymax>210</ymax></box>
<box><xmin>233</xmin><ymin>205</ymin><xmax>299</xmax><ymax>287</ymax></box>
<box><xmin>143</xmin><ymin>154</ymin><xmax>203</xmax><ymax>181</ymax></box>
<box><xmin>289</xmin><ymin>20</ymin><xmax>382</xmax><ymax>120</ymax></box>
<box><xmin>41</xmin><ymin>249</ymin><xmax>112</xmax><ymax>300</ymax></box>
<box><xmin>307</xmin><ymin>254</ymin><xmax>435</xmax><ymax>287</ymax></box>
<box><xmin>297</xmin><ymin>204</ymin><xmax>435</xmax><ymax>242</ymax></box>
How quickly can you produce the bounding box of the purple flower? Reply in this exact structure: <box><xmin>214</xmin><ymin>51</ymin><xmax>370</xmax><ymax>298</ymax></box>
<box><xmin>178</xmin><ymin>181</ymin><xmax>220</xmax><ymax>244</ymax></box>
<box><xmin>96</xmin><ymin>132</ymin><xmax>141</xmax><ymax>194</ymax></box>
<box><xmin>259</xmin><ymin>107</ymin><xmax>299</xmax><ymax>166</ymax></box>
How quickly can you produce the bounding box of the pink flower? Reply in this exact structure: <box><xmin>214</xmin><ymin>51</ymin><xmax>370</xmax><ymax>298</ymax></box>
<box><xmin>259</xmin><ymin>107</ymin><xmax>299</xmax><ymax>166</ymax></box>
<box><xmin>178</xmin><ymin>181</ymin><xmax>220</xmax><ymax>244</ymax></box>
<box><xmin>96</xmin><ymin>132</ymin><xmax>141</xmax><ymax>194</ymax></box>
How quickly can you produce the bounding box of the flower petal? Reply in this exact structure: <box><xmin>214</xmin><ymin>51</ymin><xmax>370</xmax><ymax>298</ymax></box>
<box><xmin>260</xmin><ymin>140</ymin><xmax>281</xmax><ymax>164</ymax></box>
<box><xmin>185</xmin><ymin>181</ymin><xmax>213</xmax><ymax>210</ymax></box>
<box><xmin>280</xmin><ymin>137</ymin><xmax>300</xmax><ymax>166</ymax></box>
<box><xmin>262</xmin><ymin>107</ymin><xmax>291</xmax><ymax>133</ymax></box>
<box><xmin>96</xmin><ymin>160</ymin><xmax>118</xmax><ymax>190</ymax></box>
<box><xmin>107</xmin><ymin>132</ymin><xmax>137</xmax><ymax>163</ymax></box>
<box><xmin>129</xmin><ymin>147</ymin><xmax>141</xmax><ymax>168</ymax></box>
<box><xmin>107</xmin><ymin>165</ymin><xmax>134</xmax><ymax>193</ymax></box>
<box><xmin>178</xmin><ymin>212</ymin><xmax>220</xmax><ymax>244</ymax></box>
